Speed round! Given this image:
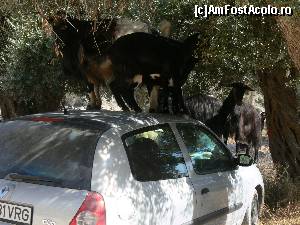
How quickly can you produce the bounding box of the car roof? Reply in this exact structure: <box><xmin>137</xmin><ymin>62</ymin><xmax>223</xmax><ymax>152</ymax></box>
<box><xmin>16</xmin><ymin>110</ymin><xmax>201</xmax><ymax>128</ymax></box>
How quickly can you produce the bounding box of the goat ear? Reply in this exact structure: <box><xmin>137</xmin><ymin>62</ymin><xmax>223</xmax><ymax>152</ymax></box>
<box><xmin>244</xmin><ymin>85</ymin><xmax>254</xmax><ymax>91</ymax></box>
<box><xmin>184</xmin><ymin>33</ymin><xmax>201</xmax><ymax>48</ymax></box>
<box><xmin>56</xmin><ymin>10</ymin><xmax>68</xmax><ymax>19</ymax></box>
<box><xmin>226</xmin><ymin>82</ymin><xmax>238</xmax><ymax>88</ymax></box>
<box><xmin>47</xmin><ymin>16</ymin><xmax>55</xmax><ymax>25</ymax></box>
<box><xmin>227</xmin><ymin>82</ymin><xmax>254</xmax><ymax>91</ymax></box>
<box><xmin>246</xmin><ymin>86</ymin><xmax>255</xmax><ymax>91</ymax></box>
<box><xmin>48</xmin><ymin>11</ymin><xmax>68</xmax><ymax>26</ymax></box>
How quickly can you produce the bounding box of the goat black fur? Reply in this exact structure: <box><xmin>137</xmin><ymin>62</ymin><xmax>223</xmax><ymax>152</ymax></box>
<box><xmin>106</xmin><ymin>32</ymin><xmax>200</xmax><ymax>113</ymax></box>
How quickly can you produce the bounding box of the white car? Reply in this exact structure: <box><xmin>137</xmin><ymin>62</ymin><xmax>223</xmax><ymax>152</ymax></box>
<box><xmin>0</xmin><ymin>110</ymin><xmax>264</xmax><ymax>225</ymax></box>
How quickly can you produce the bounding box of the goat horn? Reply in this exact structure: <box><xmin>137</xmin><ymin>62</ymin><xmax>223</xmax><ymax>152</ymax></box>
<box><xmin>227</xmin><ymin>82</ymin><xmax>255</xmax><ymax>91</ymax></box>
<box><xmin>244</xmin><ymin>85</ymin><xmax>254</xmax><ymax>91</ymax></box>
<box><xmin>33</xmin><ymin>0</ymin><xmax>47</xmax><ymax>20</ymax></box>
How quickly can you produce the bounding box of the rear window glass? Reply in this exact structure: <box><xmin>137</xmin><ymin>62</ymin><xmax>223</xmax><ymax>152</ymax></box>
<box><xmin>0</xmin><ymin>119</ymin><xmax>109</xmax><ymax>190</ymax></box>
<box><xmin>122</xmin><ymin>124</ymin><xmax>188</xmax><ymax>181</ymax></box>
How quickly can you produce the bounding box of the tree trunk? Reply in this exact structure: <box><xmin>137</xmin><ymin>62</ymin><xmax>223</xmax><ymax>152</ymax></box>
<box><xmin>275</xmin><ymin>17</ymin><xmax>300</xmax><ymax>72</ymax></box>
<box><xmin>275</xmin><ymin>16</ymin><xmax>300</xmax><ymax>119</ymax></box>
<box><xmin>0</xmin><ymin>95</ymin><xmax>16</xmax><ymax>120</ymax></box>
<box><xmin>297</xmin><ymin>82</ymin><xmax>300</xmax><ymax>118</ymax></box>
<box><xmin>259</xmin><ymin>69</ymin><xmax>300</xmax><ymax>177</ymax></box>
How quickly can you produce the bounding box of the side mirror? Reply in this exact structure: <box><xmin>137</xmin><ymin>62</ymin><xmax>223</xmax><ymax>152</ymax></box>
<box><xmin>236</xmin><ymin>153</ymin><xmax>253</xmax><ymax>167</ymax></box>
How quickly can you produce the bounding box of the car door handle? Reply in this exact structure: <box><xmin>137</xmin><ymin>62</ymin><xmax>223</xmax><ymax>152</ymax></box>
<box><xmin>201</xmin><ymin>188</ymin><xmax>209</xmax><ymax>195</ymax></box>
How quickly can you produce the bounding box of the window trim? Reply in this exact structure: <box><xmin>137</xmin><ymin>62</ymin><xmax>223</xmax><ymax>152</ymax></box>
<box><xmin>122</xmin><ymin>124</ymin><xmax>171</xmax><ymax>141</ymax></box>
<box><xmin>121</xmin><ymin>123</ymin><xmax>189</xmax><ymax>182</ymax></box>
<box><xmin>175</xmin><ymin>122</ymin><xmax>237</xmax><ymax>175</ymax></box>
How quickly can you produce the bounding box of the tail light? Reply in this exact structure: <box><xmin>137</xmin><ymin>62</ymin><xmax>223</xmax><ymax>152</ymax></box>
<box><xmin>69</xmin><ymin>192</ymin><xmax>106</xmax><ymax>225</ymax></box>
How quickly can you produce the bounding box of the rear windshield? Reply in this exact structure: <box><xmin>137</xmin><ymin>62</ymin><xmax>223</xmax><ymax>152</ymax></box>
<box><xmin>0</xmin><ymin>119</ymin><xmax>110</xmax><ymax>190</ymax></box>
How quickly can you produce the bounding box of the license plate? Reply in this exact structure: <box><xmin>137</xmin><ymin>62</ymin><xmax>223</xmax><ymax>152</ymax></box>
<box><xmin>0</xmin><ymin>200</ymin><xmax>33</xmax><ymax>225</ymax></box>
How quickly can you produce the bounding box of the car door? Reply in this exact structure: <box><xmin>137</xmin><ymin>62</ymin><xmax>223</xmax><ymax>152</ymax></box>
<box><xmin>120</xmin><ymin>124</ymin><xmax>197</xmax><ymax>225</ymax></box>
<box><xmin>172</xmin><ymin>123</ymin><xmax>244</xmax><ymax>225</ymax></box>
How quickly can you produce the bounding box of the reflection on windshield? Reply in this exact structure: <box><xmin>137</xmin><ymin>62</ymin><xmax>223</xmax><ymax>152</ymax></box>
<box><xmin>123</xmin><ymin>125</ymin><xmax>188</xmax><ymax>181</ymax></box>
<box><xmin>177</xmin><ymin>123</ymin><xmax>233</xmax><ymax>174</ymax></box>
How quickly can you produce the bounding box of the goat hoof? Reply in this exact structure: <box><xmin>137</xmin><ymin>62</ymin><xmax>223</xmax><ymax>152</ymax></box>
<box><xmin>180</xmin><ymin>108</ymin><xmax>187</xmax><ymax>114</ymax></box>
<box><xmin>162</xmin><ymin>108</ymin><xmax>169</xmax><ymax>114</ymax></box>
<box><xmin>86</xmin><ymin>104</ymin><xmax>101</xmax><ymax>110</ymax></box>
<box><xmin>135</xmin><ymin>108</ymin><xmax>143</xmax><ymax>113</ymax></box>
<box><xmin>86</xmin><ymin>105</ymin><xmax>93</xmax><ymax>110</ymax></box>
<box><xmin>176</xmin><ymin>110</ymin><xmax>188</xmax><ymax>117</ymax></box>
<box><xmin>149</xmin><ymin>108</ymin><xmax>156</xmax><ymax>113</ymax></box>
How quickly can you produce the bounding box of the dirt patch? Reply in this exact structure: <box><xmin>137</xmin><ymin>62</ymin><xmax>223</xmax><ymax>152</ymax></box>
<box><xmin>260</xmin><ymin>204</ymin><xmax>300</xmax><ymax>225</ymax></box>
<box><xmin>255</xmin><ymin>134</ymin><xmax>300</xmax><ymax>225</ymax></box>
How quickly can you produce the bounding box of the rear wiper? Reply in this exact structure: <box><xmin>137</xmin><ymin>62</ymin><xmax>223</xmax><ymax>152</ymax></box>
<box><xmin>5</xmin><ymin>173</ymin><xmax>62</xmax><ymax>185</ymax></box>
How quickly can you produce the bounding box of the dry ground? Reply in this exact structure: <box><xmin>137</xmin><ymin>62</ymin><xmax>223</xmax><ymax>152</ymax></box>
<box><xmin>260</xmin><ymin>204</ymin><xmax>300</xmax><ymax>225</ymax></box>
<box><xmin>257</xmin><ymin>133</ymin><xmax>300</xmax><ymax>225</ymax></box>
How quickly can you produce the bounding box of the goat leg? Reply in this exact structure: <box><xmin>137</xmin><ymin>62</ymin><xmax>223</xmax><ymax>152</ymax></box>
<box><xmin>171</xmin><ymin>87</ymin><xmax>187</xmax><ymax>114</ymax></box>
<box><xmin>115</xmin><ymin>93</ymin><xmax>130</xmax><ymax>111</ymax></box>
<box><xmin>253</xmin><ymin>135</ymin><xmax>261</xmax><ymax>163</ymax></box>
<box><xmin>149</xmin><ymin>85</ymin><xmax>160</xmax><ymax>113</ymax></box>
<box><xmin>254</xmin><ymin>147</ymin><xmax>259</xmax><ymax>162</ymax></box>
<box><xmin>87</xmin><ymin>91</ymin><xmax>97</xmax><ymax>110</ymax></box>
<box><xmin>94</xmin><ymin>83</ymin><xmax>102</xmax><ymax>109</ymax></box>
<box><xmin>177</xmin><ymin>87</ymin><xmax>187</xmax><ymax>114</ymax></box>
<box><xmin>122</xmin><ymin>88</ymin><xmax>142</xmax><ymax>112</ymax></box>
<box><xmin>223</xmin><ymin>124</ymin><xmax>230</xmax><ymax>145</ymax></box>
<box><xmin>86</xmin><ymin>82</ymin><xmax>98</xmax><ymax>110</ymax></box>
<box><xmin>170</xmin><ymin>87</ymin><xmax>179</xmax><ymax>114</ymax></box>
<box><xmin>109</xmin><ymin>82</ymin><xmax>130</xmax><ymax>111</ymax></box>
<box><xmin>158</xmin><ymin>87</ymin><xmax>169</xmax><ymax>113</ymax></box>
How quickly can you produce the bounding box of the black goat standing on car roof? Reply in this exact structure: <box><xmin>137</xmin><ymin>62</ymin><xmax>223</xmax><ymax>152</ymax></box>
<box><xmin>45</xmin><ymin>12</ymin><xmax>117</xmax><ymax>109</ymax></box>
<box><xmin>102</xmin><ymin>32</ymin><xmax>201</xmax><ymax>114</ymax></box>
<box><xmin>44</xmin><ymin>11</ymin><xmax>156</xmax><ymax>110</ymax></box>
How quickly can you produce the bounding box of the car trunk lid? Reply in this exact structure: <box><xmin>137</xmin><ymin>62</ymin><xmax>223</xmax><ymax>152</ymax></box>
<box><xmin>0</xmin><ymin>117</ymin><xmax>110</xmax><ymax>225</ymax></box>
